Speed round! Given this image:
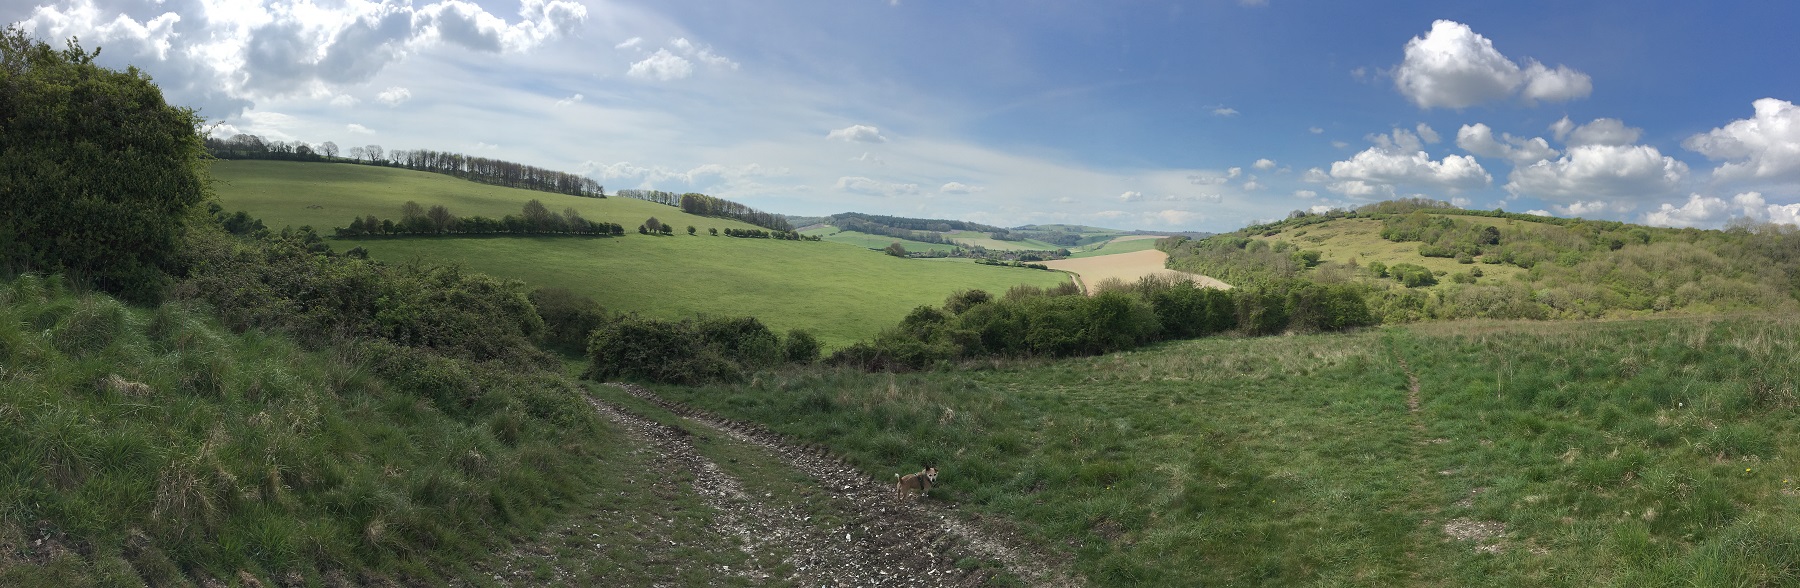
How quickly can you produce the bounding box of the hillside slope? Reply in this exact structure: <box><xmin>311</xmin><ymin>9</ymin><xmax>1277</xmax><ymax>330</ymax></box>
<box><xmin>1164</xmin><ymin>202</ymin><xmax>1800</xmax><ymax>321</ymax></box>
<box><xmin>211</xmin><ymin>161</ymin><xmax>1070</xmax><ymax>348</ymax></box>
<box><xmin>211</xmin><ymin>160</ymin><xmax>766</xmax><ymax>234</ymax></box>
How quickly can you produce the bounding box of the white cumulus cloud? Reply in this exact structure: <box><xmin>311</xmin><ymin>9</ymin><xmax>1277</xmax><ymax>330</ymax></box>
<box><xmin>1326</xmin><ymin>127</ymin><xmax>1491</xmax><ymax>197</ymax></box>
<box><xmin>627</xmin><ymin>49</ymin><xmax>693</xmax><ymax>81</ymax></box>
<box><xmin>1505</xmin><ymin>144</ymin><xmax>1687</xmax><ymax>201</ymax></box>
<box><xmin>14</xmin><ymin>0</ymin><xmax>586</xmax><ymax>118</ymax></box>
<box><xmin>1253</xmin><ymin>158</ymin><xmax>1277</xmax><ymax>170</ymax></box>
<box><xmin>940</xmin><ymin>182</ymin><xmax>984</xmax><ymax>194</ymax></box>
<box><xmin>1456</xmin><ymin>123</ymin><xmax>1559</xmax><ymax>164</ymax></box>
<box><xmin>827</xmin><ymin>124</ymin><xmax>888</xmax><ymax>143</ymax></box>
<box><xmin>555</xmin><ymin>93</ymin><xmax>584</xmax><ymax>106</ymax></box>
<box><xmin>1392</xmin><ymin>20</ymin><xmax>1591</xmax><ymax>109</ymax></box>
<box><xmin>375</xmin><ymin>86</ymin><xmax>411</xmax><ymax>106</ymax></box>
<box><xmin>1564</xmin><ymin>118</ymin><xmax>1643</xmax><ymax>147</ymax></box>
<box><xmin>1683</xmin><ymin>98</ymin><xmax>1800</xmax><ymax>181</ymax></box>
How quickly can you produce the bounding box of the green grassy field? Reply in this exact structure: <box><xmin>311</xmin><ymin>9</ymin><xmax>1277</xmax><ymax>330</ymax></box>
<box><xmin>1067</xmin><ymin>236</ymin><xmax>1163</xmax><ymax>258</ymax></box>
<box><xmin>801</xmin><ymin>227</ymin><xmax>962</xmax><ymax>253</ymax></box>
<box><xmin>656</xmin><ymin>315</ymin><xmax>1800</xmax><ymax>586</ymax></box>
<box><xmin>946</xmin><ymin>230</ymin><xmax>1061</xmax><ymax>251</ymax></box>
<box><xmin>356</xmin><ymin>236</ymin><xmax>1067</xmax><ymax>350</ymax></box>
<box><xmin>210</xmin><ymin>160</ymin><xmax>764</xmax><ymax>234</ymax></box>
<box><xmin>211</xmin><ymin>161</ymin><xmax>1070</xmax><ymax>348</ymax></box>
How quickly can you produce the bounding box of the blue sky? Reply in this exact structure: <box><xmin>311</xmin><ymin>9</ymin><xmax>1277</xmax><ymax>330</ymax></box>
<box><xmin>10</xmin><ymin>0</ymin><xmax>1800</xmax><ymax>232</ymax></box>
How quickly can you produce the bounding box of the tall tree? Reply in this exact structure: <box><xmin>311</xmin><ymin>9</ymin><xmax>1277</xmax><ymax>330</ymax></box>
<box><xmin>320</xmin><ymin>141</ymin><xmax>338</xmax><ymax>158</ymax></box>
<box><xmin>0</xmin><ymin>28</ymin><xmax>209</xmax><ymax>302</ymax></box>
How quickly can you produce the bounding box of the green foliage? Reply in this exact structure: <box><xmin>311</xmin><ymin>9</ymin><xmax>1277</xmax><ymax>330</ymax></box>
<box><xmin>830</xmin><ymin>275</ymin><xmax>1372</xmax><ymax>370</ymax></box>
<box><xmin>1387</xmin><ymin>263</ymin><xmax>1437</xmax><ymax>288</ymax></box>
<box><xmin>0</xmin><ymin>29</ymin><xmax>210</xmax><ymax>303</ymax></box>
<box><xmin>884</xmin><ymin>242</ymin><xmax>909</xmax><ymax>257</ymax></box>
<box><xmin>174</xmin><ymin>225</ymin><xmax>552</xmax><ymax>369</ymax></box>
<box><xmin>0</xmin><ymin>275</ymin><xmax>609</xmax><ymax>585</ymax></box>
<box><xmin>529</xmin><ymin>287</ymin><xmax>607</xmax><ymax>354</ymax></box>
<box><xmin>782</xmin><ymin>329</ymin><xmax>821</xmax><ymax>364</ymax></box>
<box><xmin>585</xmin><ymin>314</ymin><xmax>809</xmax><ymax>384</ymax></box>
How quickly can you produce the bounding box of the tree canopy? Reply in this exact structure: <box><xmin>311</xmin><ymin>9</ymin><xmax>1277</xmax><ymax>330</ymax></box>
<box><xmin>0</xmin><ymin>28</ymin><xmax>209</xmax><ymax>302</ymax></box>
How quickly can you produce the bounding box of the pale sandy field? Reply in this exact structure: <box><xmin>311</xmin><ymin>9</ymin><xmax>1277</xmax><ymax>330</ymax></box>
<box><xmin>1041</xmin><ymin>249</ymin><xmax>1231</xmax><ymax>294</ymax></box>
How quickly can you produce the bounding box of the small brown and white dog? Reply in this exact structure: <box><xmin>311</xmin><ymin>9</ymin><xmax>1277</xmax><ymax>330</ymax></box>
<box><xmin>894</xmin><ymin>466</ymin><xmax>938</xmax><ymax>501</ymax></box>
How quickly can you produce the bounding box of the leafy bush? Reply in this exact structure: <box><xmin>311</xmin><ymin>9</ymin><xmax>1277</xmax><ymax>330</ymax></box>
<box><xmin>585</xmin><ymin>314</ymin><xmax>802</xmax><ymax>384</ymax></box>
<box><xmin>530</xmin><ymin>287</ymin><xmax>607</xmax><ymax>354</ymax></box>
<box><xmin>174</xmin><ymin>225</ymin><xmax>552</xmax><ymax>369</ymax></box>
<box><xmin>0</xmin><ymin>29</ymin><xmax>209</xmax><ymax>303</ymax></box>
<box><xmin>1388</xmin><ymin>263</ymin><xmax>1437</xmax><ymax>288</ymax></box>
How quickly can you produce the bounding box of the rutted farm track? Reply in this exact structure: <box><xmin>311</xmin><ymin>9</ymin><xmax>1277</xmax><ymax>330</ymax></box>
<box><xmin>493</xmin><ymin>382</ymin><xmax>1082</xmax><ymax>587</ymax></box>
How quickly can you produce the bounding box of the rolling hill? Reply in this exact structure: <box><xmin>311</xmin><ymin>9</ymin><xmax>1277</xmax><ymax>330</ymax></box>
<box><xmin>1162</xmin><ymin>201</ymin><xmax>1800</xmax><ymax>322</ymax></box>
<box><xmin>209</xmin><ymin>161</ymin><xmax>1071</xmax><ymax>348</ymax></box>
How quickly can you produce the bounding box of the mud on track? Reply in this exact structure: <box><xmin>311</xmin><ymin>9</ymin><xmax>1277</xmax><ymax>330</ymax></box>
<box><xmin>601</xmin><ymin>383</ymin><xmax>1084</xmax><ymax>588</ymax></box>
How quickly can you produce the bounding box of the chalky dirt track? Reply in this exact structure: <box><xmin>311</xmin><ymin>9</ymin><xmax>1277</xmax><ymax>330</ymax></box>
<box><xmin>489</xmin><ymin>382</ymin><xmax>1083</xmax><ymax>587</ymax></box>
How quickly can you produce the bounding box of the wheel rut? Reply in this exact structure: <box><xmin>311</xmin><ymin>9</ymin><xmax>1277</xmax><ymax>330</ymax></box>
<box><xmin>603</xmin><ymin>382</ymin><xmax>1084</xmax><ymax>588</ymax></box>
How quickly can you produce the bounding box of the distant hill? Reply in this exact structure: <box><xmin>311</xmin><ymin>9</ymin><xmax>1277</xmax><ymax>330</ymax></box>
<box><xmin>788</xmin><ymin>213</ymin><xmax>1163</xmax><ymax>252</ymax></box>
<box><xmin>1161</xmin><ymin>198</ymin><xmax>1800</xmax><ymax>321</ymax></box>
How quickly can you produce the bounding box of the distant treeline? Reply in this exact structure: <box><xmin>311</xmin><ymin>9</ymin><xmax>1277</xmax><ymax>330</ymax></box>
<box><xmin>615</xmin><ymin>189</ymin><xmax>793</xmax><ymax>232</ymax></box>
<box><xmin>679</xmin><ymin>192</ymin><xmax>793</xmax><ymax>231</ymax></box>
<box><xmin>818</xmin><ymin>212</ymin><xmax>1014</xmax><ymax>242</ymax></box>
<box><xmin>204</xmin><ymin>134</ymin><xmax>604</xmax><ymax>198</ymax></box>
<box><xmin>834</xmin><ymin>216</ymin><xmax>957</xmax><ymax>246</ymax></box>
<box><xmin>333</xmin><ymin>200</ymin><xmax>623</xmax><ymax>239</ymax></box>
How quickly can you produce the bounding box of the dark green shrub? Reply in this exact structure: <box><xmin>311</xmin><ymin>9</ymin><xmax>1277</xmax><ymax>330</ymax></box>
<box><xmin>1</xmin><ymin>30</ymin><xmax>210</xmax><ymax>303</ymax></box>
<box><xmin>529</xmin><ymin>287</ymin><xmax>607</xmax><ymax>354</ymax></box>
<box><xmin>783</xmin><ymin>329</ymin><xmax>821</xmax><ymax>364</ymax></box>
<box><xmin>944</xmin><ymin>289</ymin><xmax>993</xmax><ymax>314</ymax></box>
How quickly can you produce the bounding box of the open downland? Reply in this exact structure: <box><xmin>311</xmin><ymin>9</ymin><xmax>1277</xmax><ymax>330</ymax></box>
<box><xmin>1261</xmin><ymin>217</ymin><xmax>1529</xmax><ymax>285</ymax></box>
<box><xmin>1066</xmin><ymin>236</ymin><xmax>1163</xmax><ymax>259</ymax></box>
<box><xmin>1041</xmin><ymin>249</ymin><xmax>1229</xmax><ymax>293</ymax></box>
<box><xmin>357</xmin><ymin>236</ymin><xmax>1068</xmax><ymax>349</ymax></box>
<box><xmin>803</xmin><ymin>227</ymin><xmax>962</xmax><ymax>253</ymax></box>
<box><xmin>210</xmin><ymin>160</ymin><xmax>766</xmax><ymax>234</ymax></box>
<box><xmin>947</xmin><ymin>231</ymin><xmax>1061</xmax><ymax>251</ymax></box>
<box><xmin>655</xmin><ymin>315</ymin><xmax>1800</xmax><ymax>586</ymax></box>
<box><xmin>212</xmin><ymin>161</ymin><xmax>1068</xmax><ymax>348</ymax></box>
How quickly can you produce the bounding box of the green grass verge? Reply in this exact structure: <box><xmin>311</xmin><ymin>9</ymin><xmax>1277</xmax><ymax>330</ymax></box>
<box><xmin>651</xmin><ymin>316</ymin><xmax>1800</xmax><ymax>586</ymax></box>
<box><xmin>355</xmin><ymin>236</ymin><xmax>1068</xmax><ymax>350</ymax></box>
<box><xmin>0</xmin><ymin>275</ymin><xmax>611</xmax><ymax>586</ymax></box>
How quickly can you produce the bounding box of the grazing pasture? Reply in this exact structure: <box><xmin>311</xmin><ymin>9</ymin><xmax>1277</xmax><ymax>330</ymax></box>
<box><xmin>211</xmin><ymin>161</ymin><xmax>1071</xmax><ymax>348</ymax></box>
